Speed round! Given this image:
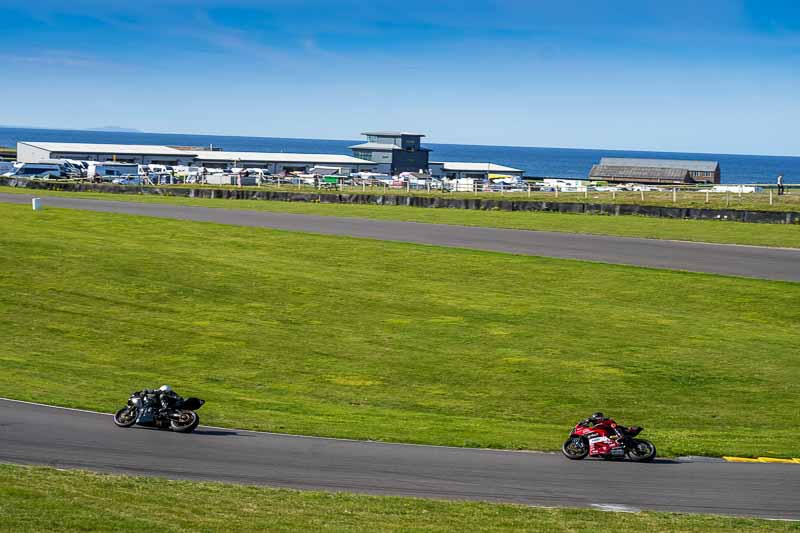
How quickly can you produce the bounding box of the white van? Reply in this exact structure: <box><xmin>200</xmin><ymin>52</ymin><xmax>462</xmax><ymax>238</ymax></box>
<box><xmin>10</xmin><ymin>163</ymin><xmax>62</xmax><ymax>179</ymax></box>
<box><xmin>38</xmin><ymin>159</ymin><xmax>84</xmax><ymax>178</ymax></box>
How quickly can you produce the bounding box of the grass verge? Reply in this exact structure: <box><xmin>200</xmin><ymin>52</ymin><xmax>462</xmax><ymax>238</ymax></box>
<box><xmin>0</xmin><ymin>203</ymin><xmax>798</xmax><ymax>457</ymax></box>
<box><xmin>1</xmin><ymin>185</ymin><xmax>799</xmax><ymax>248</ymax></box>
<box><xmin>0</xmin><ymin>464</ymin><xmax>795</xmax><ymax>532</ymax></box>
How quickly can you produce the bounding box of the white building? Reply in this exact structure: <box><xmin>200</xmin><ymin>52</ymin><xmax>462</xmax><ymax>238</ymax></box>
<box><xmin>16</xmin><ymin>142</ymin><xmax>375</xmax><ymax>175</ymax></box>
<box><xmin>192</xmin><ymin>150</ymin><xmax>375</xmax><ymax>174</ymax></box>
<box><xmin>17</xmin><ymin>142</ymin><xmax>196</xmax><ymax>166</ymax></box>
<box><xmin>429</xmin><ymin>162</ymin><xmax>524</xmax><ymax>180</ymax></box>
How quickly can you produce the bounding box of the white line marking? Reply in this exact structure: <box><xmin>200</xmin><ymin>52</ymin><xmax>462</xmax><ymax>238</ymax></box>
<box><xmin>0</xmin><ymin>397</ymin><xmax>112</xmax><ymax>416</ymax></box>
<box><xmin>590</xmin><ymin>503</ymin><xmax>641</xmax><ymax>513</ymax></box>
<box><xmin>0</xmin><ymin>397</ymin><xmax>551</xmax><ymax>454</ymax></box>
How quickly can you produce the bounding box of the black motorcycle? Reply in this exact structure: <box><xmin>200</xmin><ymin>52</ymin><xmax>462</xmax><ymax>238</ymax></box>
<box><xmin>113</xmin><ymin>391</ymin><xmax>205</xmax><ymax>433</ymax></box>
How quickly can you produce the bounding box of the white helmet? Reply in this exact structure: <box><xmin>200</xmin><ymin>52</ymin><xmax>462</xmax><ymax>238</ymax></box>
<box><xmin>159</xmin><ymin>385</ymin><xmax>172</xmax><ymax>392</ymax></box>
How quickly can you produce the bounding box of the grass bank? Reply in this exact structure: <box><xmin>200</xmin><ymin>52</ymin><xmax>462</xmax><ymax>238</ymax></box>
<box><xmin>2</xmin><ymin>185</ymin><xmax>800</xmax><ymax>248</ymax></box>
<box><xmin>0</xmin><ymin>204</ymin><xmax>798</xmax><ymax>457</ymax></box>
<box><xmin>0</xmin><ymin>465</ymin><xmax>794</xmax><ymax>532</ymax></box>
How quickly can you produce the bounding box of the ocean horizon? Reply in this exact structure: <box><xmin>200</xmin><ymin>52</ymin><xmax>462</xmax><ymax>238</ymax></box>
<box><xmin>2</xmin><ymin>127</ymin><xmax>797</xmax><ymax>185</ymax></box>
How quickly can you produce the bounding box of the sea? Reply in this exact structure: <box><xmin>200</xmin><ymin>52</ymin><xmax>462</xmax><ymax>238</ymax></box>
<box><xmin>2</xmin><ymin>127</ymin><xmax>797</xmax><ymax>185</ymax></box>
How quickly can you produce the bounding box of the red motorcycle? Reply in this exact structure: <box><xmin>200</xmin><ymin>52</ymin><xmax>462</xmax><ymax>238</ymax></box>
<box><xmin>562</xmin><ymin>414</ymin><xmax>656</xmax><ymax>462</ymax></box>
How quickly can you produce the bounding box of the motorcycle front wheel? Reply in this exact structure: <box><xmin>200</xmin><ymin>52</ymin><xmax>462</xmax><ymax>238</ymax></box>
<box><xmin>562</xmin><ymin>436</ymin><xmax>589</xmax><ymax>460</ymax></box>
<box><xmin>113</xmin><ymin>407</ymin><xmax>137</xmax><ymax>428</ymax></box>
<box><xmin>170</xmin><ymin>411</ymin><xmax>200</xmax><ymax>433</ymax></box>
<box><xmin>626</xmin><ymin>439</ymin><xmax>656</xmax><ymax>462</ymax></box>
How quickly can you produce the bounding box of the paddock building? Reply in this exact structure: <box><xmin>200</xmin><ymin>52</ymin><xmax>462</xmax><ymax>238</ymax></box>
<box><xmin>429</xmin><ymin>162</ymin><xmax>524</xmax><ymax>180</ymax></box>
<box><xmin>17</xmin><ymin>142</ymin><xmax>197</xmax><ymax>166</ymax></box>
<box><xmin>591</xmin><ymin>157</ymin><xmax>720</xmax><ymax>184</ymax></box>
<box><xmin>17</xmin><ymin>142</ymin><xmax>376</xmax><ymax>175</ymax></box>
<box><xmin>588</xmin><ymin>165</ymin><xmax>692</xmax><ymax>185</ymax></box>
<box><xmin>349</xmin><ymin>131</ymin><xmax>431</xmax><ymax>174</ymax></box>
<box><xmin>193</xmin><ymin>150</ymin><xmax>376</xmax><ymax>175</ymax></box>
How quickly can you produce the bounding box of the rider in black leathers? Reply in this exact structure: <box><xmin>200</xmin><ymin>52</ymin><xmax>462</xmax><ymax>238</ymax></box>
<box><xmin>139</xmin><ymin>385</ymin><xmax>182</xmax><ymax>411</ymax></box>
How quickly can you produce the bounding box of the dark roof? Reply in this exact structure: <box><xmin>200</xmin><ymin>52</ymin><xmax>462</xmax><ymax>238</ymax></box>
<box><xmin>600</xmin><ymin>157</ymin><xmax>719</xmax><ymax>172</ymax></box>
<box><xmin>589</xmin><ymin>164</ymin><xmax>692</xmax><ymax>182</ymax></box>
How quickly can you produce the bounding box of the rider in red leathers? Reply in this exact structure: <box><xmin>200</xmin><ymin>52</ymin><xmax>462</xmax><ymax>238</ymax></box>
<box><xmin>582</xmin><ymin>412</ymin><xmax>627</xmax><ymax>440</ymax></box>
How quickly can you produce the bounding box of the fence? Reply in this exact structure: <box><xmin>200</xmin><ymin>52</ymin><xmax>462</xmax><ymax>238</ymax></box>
<box><xmin>2</xmin><ymin>176</ymin><xmax>799</xmax><ymax>217</ymax></box>
<box><xmin>180</xmin><ymin>178</ymin><xmax>798</xmax><ymax>210</ymax></box>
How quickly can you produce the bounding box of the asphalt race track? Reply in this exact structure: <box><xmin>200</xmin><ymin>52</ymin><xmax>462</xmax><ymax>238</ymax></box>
<box><xmin>1</xmin><ymin>399</ymin><xmax>798</xmax><ymax>519</ymax></box>
<box><xmin>2</xmin><ymin>192</ymin><xmax>800</xmax><ymax>282</ymax></box>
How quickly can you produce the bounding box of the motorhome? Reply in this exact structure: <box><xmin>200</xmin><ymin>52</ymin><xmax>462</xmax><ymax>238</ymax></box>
<box><xmin>205</xmin><ymin>172</ymin><xmax>258</xmax><ymax>186</ymax></box>
<box><xmin>87</xmin><ymin>162</ymin><xmax>140</xmax><ymax>181</ymax></box>
<box><xmin>8</xmin><ymin>162</ymin><xmax>62</xmax><ymax>179</ymax></box>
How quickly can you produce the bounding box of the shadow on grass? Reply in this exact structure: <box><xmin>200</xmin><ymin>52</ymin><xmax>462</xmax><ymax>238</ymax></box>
<box><xmin>194</xmin><ymin>429</ymin><xmax>243</xmax><ymax>437</ymax></box>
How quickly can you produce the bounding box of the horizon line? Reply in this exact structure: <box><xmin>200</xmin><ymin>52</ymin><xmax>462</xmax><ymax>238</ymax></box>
<box><xmin>1</xmin><ymin>123</ymin><xmax>798</xmax><ymax>160</ymax></box>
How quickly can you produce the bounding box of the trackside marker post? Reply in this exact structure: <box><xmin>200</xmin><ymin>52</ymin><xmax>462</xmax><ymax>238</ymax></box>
<box><xmin>32</xmin><ymin>198</ymin><xmax>41</xmax><ymax>210</ymax></box>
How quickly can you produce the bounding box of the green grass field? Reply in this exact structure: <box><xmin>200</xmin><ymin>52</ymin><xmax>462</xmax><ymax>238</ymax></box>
<box><xmin>1</xmin><ymin>203</ymin><xmax>799</xmax><ymax>457</ymax></box>
<box><xmin>2</xmin><ymin>185</ymin><xmax>800</xmax><ymax>248</ymax></box>
<box><xmin>1</xmin><ymin>465</ymin><xmax>794</xmax><ymax>532</ymax></box>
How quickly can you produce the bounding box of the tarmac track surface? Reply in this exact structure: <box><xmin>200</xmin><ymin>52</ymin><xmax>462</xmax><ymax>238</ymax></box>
<box><xmin>1</xmin><ymin>399</ymin><xmax>798</xmax><ymax>519</ymax></box>
<box><xmin>2</xmin><ymin>192</ymin><xmax>800</xmax><ymax>282</ymax></box>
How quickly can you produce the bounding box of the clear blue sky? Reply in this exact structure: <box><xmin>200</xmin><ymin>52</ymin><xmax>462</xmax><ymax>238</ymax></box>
<box><xmin>2</xmin><ymin>1</ymin><xmax>799</xmax><ymax>155</ymax></box>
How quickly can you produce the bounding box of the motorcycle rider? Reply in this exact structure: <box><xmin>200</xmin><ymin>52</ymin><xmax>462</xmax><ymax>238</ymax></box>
<box><xmin>583</xmin><ymin>412</ymin><xmax>627</xmax><ymax>440</ymax></box>
<box><xmin>138</xmin><ymin>385</ymin><xmax>182</xmax><ymax>411</ymax></box>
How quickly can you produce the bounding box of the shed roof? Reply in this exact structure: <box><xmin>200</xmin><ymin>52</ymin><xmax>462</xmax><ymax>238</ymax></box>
<box><xmin>20</xmin><ymin>141</ymin><xmax>192</xmax><ymax>156</ymax></box>
<box><xmin>599</xmin><ymin>157</ymin><xmax>719</xmax><ymax>172</ymax></box>
<box><xmin>589</xmin><ymin>164</ymin><xmax>691</xmax><ymax>181</ymax></box>
<box><xmin>348</xmin><ymin>142</ymin><xmax>400</xmax><ymax>150</ymax></box>
<box><xmin>193</xmin><ymin>150</ymin><xmax>374</xmax><ymax>165</ymax></box>
<box><xmin>362</xmin><ymin>131</ymin><xmax>425</xmax><ymax>137</ymax></box>
<box><xmin>434</xmin><ymin>161</ymin><xmax>523</xmax><ymax>173</ymax></box>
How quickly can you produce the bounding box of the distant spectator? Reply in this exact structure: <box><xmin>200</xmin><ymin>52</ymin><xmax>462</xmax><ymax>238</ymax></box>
<box><xmin>777</xmin><ymin>174</ymin><xmax>785</xmax><ymax>196</ymax></box>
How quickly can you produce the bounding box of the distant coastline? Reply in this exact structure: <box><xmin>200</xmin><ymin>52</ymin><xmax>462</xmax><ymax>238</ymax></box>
<box><xmin>86</xmin><ymin>126</ymin><xmax>143</xmax><ymax>133</ymax></box>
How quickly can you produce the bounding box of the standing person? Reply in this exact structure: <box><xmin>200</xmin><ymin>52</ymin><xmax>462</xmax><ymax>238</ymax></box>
<box><xmin>777</xmin><ymin>174</ymin><xmax>785</xmax><ymax>196</ymax></box>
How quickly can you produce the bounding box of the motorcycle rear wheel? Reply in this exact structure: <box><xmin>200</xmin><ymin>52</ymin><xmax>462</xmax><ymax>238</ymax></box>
<box><xmin>113</xmin><ymin>407</ymin><xmax>137</xmax><ymax>428</ymax></box>
<box><xmin>626</xmin><ymin>439</ymin><xmax>656</xmax><ymax>462</ymax></box>
<box><xmin>562</xmin><ymin>437</ymin><xmax>589</xmax><ymax>460</ymax></box>
<box><xmin>170</xmin><ymin>411</ymin><xmax>200</xmax><ymax>433</ymax></box>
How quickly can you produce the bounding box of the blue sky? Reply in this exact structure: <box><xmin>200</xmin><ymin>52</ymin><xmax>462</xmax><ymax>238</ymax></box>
<box><xmin>2</xmin><ymin>1</ymin><xmax>799</xmax><ymax>155</ymax></box>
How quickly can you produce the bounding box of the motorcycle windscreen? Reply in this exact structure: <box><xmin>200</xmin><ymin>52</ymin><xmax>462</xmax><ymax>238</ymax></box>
<box><xmin>179</xmin><ymin>397</ymin><xmax>205</xmax><ymax>410</ymax></box>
